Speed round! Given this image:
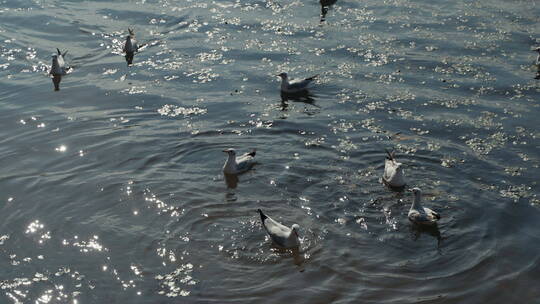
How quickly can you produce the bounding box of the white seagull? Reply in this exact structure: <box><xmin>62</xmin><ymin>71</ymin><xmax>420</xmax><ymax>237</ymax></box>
<box><xmin>258</xmin><ymin>209</ymin><xmax>300</xmax><ymax>249</ymax></box>
<box><xmin>277</xmin><ymin>72</ymin><xmax>318</xmax><ymax>93</ymax></box>
<box><xmin>382</xmin><ymin>149</ymin><xmax>406</xmax><ymax>188</ymax></box>
<box><xmin>123</xmin><ymin>28</ymin><xmax>139</xmax><ymax>65</ymax></box>
<box><xmin>408</xmin><ymin>187</ymin><xmax>440</xmax><ymax>226</ymax></box>
<box><xmin>222</xmin><ymin>148</ymin><xmax>256</xmax><ymax>174</ymax></box>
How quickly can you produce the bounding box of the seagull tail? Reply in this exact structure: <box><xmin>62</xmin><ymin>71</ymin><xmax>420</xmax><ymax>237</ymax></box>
<box><xmin>128</xmin><ymin>28</ymin><xmax>135</xmax><ymax>36</ymax></box>
<box><xmin>306</xmin><ymin>74</ymin><xmax>319</xmax><ymax>81</ymax></box>
<box><xmin>257</xmin><ymin>209</ymin><xmax>267</xmax><ymax>222</ymax></box>
<box><xmin>433</xmin><ymin>212</ymin><xmax>441</xmax><ymax>220</ymax></box>
<box><xmin>248</xmin><ymin>149</ymin><xmax>256</xmax><ymax>157</ymax></box>
<box><xmin>56</xmin><ymin>48</ymin><xmax>61</xmax><ymax>55</ymax></box>
<box><xmin>62</xmin><ymin>50</ymin><xmax>68</xmax><ymax>57</ymax></box>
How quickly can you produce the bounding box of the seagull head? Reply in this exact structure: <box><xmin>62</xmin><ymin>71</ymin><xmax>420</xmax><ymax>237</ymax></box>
<box><xmin>222</xmin><ymin>148</ymin><xmax>236</xmax><ymax>156</ymax></box>
<box><xmin>408</xmin><ymin>187</ymin><xmax>422</xmax><ymax>196</ymax></box>
<box><xmin>277</xmin><ymin>72</ymin><xmax>288</xmax><ymax>79</ymax></box>
<box><xmin>291</xmin><ymin>224</ymin><xmax>300</xmax><ymax>236</ymax></box>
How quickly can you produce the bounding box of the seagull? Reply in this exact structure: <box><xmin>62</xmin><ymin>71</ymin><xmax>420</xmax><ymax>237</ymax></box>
<box><xmin>534</xmin><ymin>47</ymin><xmax>540</xmax><ymax>66</ymax></box>
<box><xmin>50</xmin><ymin>48</ymin><xmax>68</xmax><ymax>76</ymax></box>
<box><xmin>320</xmin><ymin>0</ymin><xmax>337</xmax><ymax>22</ymax></box>
<box><xmin>382</xmin><ymin>149</ymin><xmax>406</xmax><ymax>188</ymax></box>
<box><xmin>50</xmin><ymin>48</ymin><xmax>69</xmax><ymax>91</ymax></box>
<box><xmin>258</xmin><ymin>209</ymin><xmax>300</xmax><ymax>249</ymax></box>
<box><xmin>534</xmin><ymin>47</ymin><xmax>540</xmax><ymax>79</ymax></box>
<box><xmin>408</xmin><ymin>187</ymin><xmax>440</xmax><ymax>226</ymax></box>
<box><xmin>277</xmin><ymin>72</ymin><xmax>318</xmax><ymax>93</ymax></box>
<box><xmin>123</xmin><ymin>28</ymin><xmax>139</xmax><ymax>65</ymax></box>
<box><xmin>222</xmin><ymin>148</ymin><xmax>256</xmax><ymax>174</ymax></box>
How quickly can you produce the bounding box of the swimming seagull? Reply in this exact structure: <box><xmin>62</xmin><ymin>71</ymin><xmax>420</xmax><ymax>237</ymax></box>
<box><xmin>382</xmin><ymin>149</ymin><xmax>406</xmax><ymax>188</ymax></box>
<box><xmin>408</xmin><ymin>187</ymin><xmax>440</xmax><ymax>226</ymax></box>
<box><xmin>534</xmin><ymin>47</ymin><xmax>540</xmax><ymax>66</ymax></box>
<box><xmin>534</xmin><ymin>47</ymin><xmax>540</xmax><ymax>79</ymax></box>
<box><xmin>123</xmin><ymin>28</ymin><xmax>139</xmax><ymax>65</ymax></box>
<box><xmin>222</xmin><ymin>148</ymin><xmax>256</xmax><ymax>174</ymax></box>
<box><xmin>277</xmin><ymin>72</ymin><xmax>318</xmax><ymax>93</ymax></box>
<box><xmin>258</xmin><ymin>209</ymin><xmax>300</xmax><ymax>249</ymax></box>
<box><xmin>50</xmin><ymin>48</ymin><xmax>69</xmax><ymax>91</ymax></box>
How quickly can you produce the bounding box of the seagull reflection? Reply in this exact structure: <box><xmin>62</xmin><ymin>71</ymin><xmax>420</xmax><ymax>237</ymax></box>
<box><xmin>320</xmin><ymin>0</ymin><xmax>337</xmax><ymax>22</ymax></box>
<box><xmin>281</xmin><ymin>89</ymin><xmax>319</xmax><ymax>105</ymax></box>
<box><xmin>534</xmin><ymin>47</ymin><xmax>540</xmax><ymax>79</ymax></box>
<box><xmin>410</xmin><ymin>222</ymin><xmax>442</xmax><ymax>250</ymax></box>
<box><xmin>223</xmin><ymin>173</ymin><xmax>239</xmax><ymax>189</ymax></box>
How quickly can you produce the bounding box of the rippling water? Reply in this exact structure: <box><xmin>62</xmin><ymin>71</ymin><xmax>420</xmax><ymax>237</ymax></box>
<box><xmin>1</xmin><ymin>0</ymin><xmax>540</xmax><ymax>303</ymax></box>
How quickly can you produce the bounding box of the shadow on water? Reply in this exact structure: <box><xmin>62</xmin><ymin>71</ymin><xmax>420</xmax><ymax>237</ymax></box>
<box><xmin>409</xmin><ymin>223</ymin><xmax>443</xmax><ymax>252</ymax></box>
<box><xmin>320</xmin><ymin>0</ymin><xmax>337</xmax><ymax>22</ymax></box>
<box><xmin>125</xmin><ymin>52</ymin><xmax>135</xmax><ymax>66</ymax></box>
<box><xmin>224</xmin><ymin>173</ymin><xmax>239</xmax><ymax>189</ymax></box>
<box><xmin>280</xmin><ymin>90</ymin><xmax>320</xmax><ymax>112</ymax></box>
<box><xmin>51</xmin><ymin>75</ymin><xmax>62</xmax><ymax>91</ymax></box>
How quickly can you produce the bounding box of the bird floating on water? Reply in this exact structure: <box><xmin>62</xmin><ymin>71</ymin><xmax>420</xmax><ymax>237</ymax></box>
<box><xmin>123</xmin><ymin>28</ymin><xmax>139</xmax><ymax>65</ymax></box>
<box><xmin>258</xmin><ymin>209</ymin><xmax>300</xmax><ymax>249</ymax></box>
<box><xmin>408</xmin><ymin>188</ymin><xmax>440</xmax><ymax>226</ymax></box>
<box><xmin>222</xmin><ymin>148</ymin><xmax>256</xmax><ymax>174</ymax></box>
<box><xmin>277</xmin><ymin>72</ymin><xmax>318</xmax><ymax>93</ymax></box>
<box><xmin>533</xmin><ymin>47</ymin><xmax>540</xmax><ymax>79</ymax></box>
<box><xmin>50</xmin><ymin>48</ymin><xmax>69</xmax><ymax>91</ymax></box>
<box><xmin>382</xmin><ymin>149</ymin><xmax>406</xmax><ymax>188</ymax></box>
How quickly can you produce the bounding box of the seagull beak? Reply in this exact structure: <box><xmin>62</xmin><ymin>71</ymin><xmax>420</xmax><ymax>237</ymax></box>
<box><xmin>222</xmin><ymin>150</ymin><xmax>228</xmax><ymax>153</ymax></box>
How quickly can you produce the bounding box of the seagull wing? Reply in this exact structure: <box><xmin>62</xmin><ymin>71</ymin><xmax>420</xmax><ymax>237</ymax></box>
<box><xmin>234</xmin><ymin>151</ymin><xmax>255</xmax><ymax>172</ymax></box>
<box><xmin>423</xmin><ymin>207</ymin><xmax>440</xmax><ymax>220</ymax></box>
<box><xmin>259</xmin><ymin>210</ymin><xmax>294</xmax><ymax>247</ymax></box>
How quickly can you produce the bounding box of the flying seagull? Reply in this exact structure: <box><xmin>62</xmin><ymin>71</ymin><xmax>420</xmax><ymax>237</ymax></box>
<box><xmin>258</xmin><ymin>209</ymin><xmax>300</xmax><ymax>249</ymax></box>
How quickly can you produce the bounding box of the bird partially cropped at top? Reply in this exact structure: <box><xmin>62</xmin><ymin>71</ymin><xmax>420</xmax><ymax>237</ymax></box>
<box><xmin>277</xmin><ymin>72</ymin><xmax>318</xmax><ymax>93</ymax></box>
<box><xmin>382</xmin><ymin>149</ymin><xmax>406</xmax><ymax>188</ymax></box>
<box><xmin>222</xmin><ymin>148</ymin><xmax>256</xmax><ymax>174</ymax></box>
<box><xmin>533</xmin><ymin>47</ymin><xmax>540</xmax><ymax>79</ymax></box>
<box><xmin>123</xmin><ymin>28</ymin><xmax>139</xmax><ymax>65</ymax></box>
<box><xmin>258</xmin><ymin>209</ymin><xmax>300</xmax><ymax>249</ymax></box>
<box><xmin>408</xmin><ymin>187</ymin><xmax>440</xmax><ymax>226</ymax></box>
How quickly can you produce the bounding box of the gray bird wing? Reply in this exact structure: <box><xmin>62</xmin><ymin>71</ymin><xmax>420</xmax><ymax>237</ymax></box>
<box><xmin>235</xmin><ymin>153</ymin><xmax>255</xmax><ymax>171</ymax></box>
<box><xmin>262</xmin><ymin>216</ymin><xmax>293</xmax><ymax>247</ymax></box>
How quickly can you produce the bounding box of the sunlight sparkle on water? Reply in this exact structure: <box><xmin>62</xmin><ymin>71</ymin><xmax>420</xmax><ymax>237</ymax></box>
<box><xmin>55</xmin><ymin>145</ymin><xmax>67</xmax><ymax>152</ymax></box>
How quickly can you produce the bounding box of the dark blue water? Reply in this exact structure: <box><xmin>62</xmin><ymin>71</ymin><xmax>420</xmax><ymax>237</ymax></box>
<box><xmin>1</xmin><ymin>0</ymin><xmax>539</xmax><ymax>303</ymax></box>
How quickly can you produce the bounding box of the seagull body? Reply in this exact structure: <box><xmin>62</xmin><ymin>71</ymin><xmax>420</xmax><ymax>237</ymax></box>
<box><xmin>382</xmin><ymin>149</ymin><xmax>406</xmax><ymax>188</ymax></box>
<box><xmin>258</xmin><ymin>209</ymin><xmax>300</xmax><ymax>249</ymax></box>
<box><xmin>534</xmin><ymin>47</ymin><xmax>540</xmax><ymax>66</ymax></box>
<box><xmin>408</xmin><ymin>188</ymin><xmax>440</xmax><ymax>226</ymax></box>
<box><xmin>222</xmin><ymin>148</ymin><xmax>256</xmax><ymax>174</ymax></box>
<box><xmin>50</xmin><ymin>48</ymin><xmax>68</xmax><ymax>91</ymax></box>
<box><xmin>50</xmin><ymin>48</ymin><xmax>68</xmax><ymax>76</ymax></box>
<box><xmin>124</xmin><ymin>28</ymin><xmax>139</xmax><ymax>65</ymax></box>
<box><xmin>277</xmin><ymin>72</ymin><xmax>318</xmax><ymax>93</ymax></box>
